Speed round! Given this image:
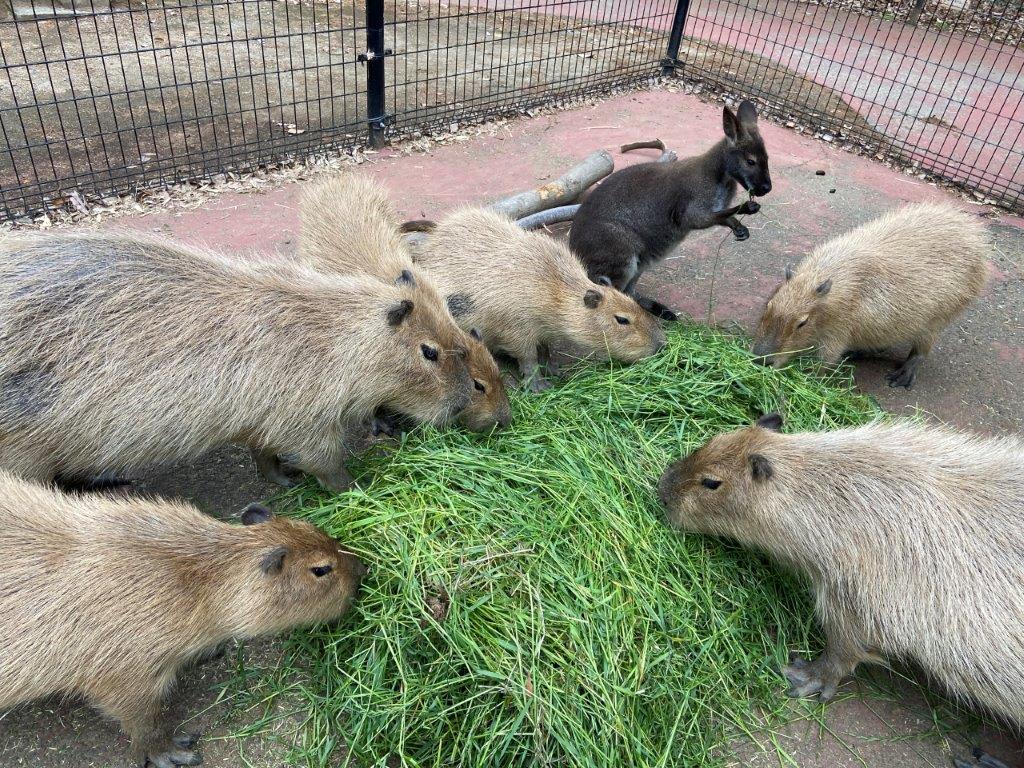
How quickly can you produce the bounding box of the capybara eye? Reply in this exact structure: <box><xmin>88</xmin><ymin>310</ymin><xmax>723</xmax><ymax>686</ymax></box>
<box><xmin>614</xmin><ymin>315</ymin><xmax>630</xmax><ymax>325</ymax></box>
<box><xmin>796</xmin><ymin>319</ymin><xmax>808</xmax><ymax>329</ymax></box>
<box><xmin>701</xmin><ymin>478</ymin><xmax>723</xmax><ymax>490</ymax></box>
<box><xmin>310</xmin><ymin>565</ymin><xmax>333</xmax><ymax>578</ymax></box>
<box><xmin>421</xmin><ymin>344</ymin><xmax>439</xmax><ymax>361</ymax></box>
<box><xmin>473</xmin><ymin>379</ymin><xmax>486</xmax><ymax>393</ymax></box>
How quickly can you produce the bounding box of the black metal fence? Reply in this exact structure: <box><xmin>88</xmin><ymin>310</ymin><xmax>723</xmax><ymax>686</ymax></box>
<box><xmin>1</xmin><ymin>0</ymin><xmax>1022</xmax><ymax>220</ymax></box>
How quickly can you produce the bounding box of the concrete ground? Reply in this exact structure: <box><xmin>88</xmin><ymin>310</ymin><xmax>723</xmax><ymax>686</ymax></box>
<box><xmin>1</xmin><ymin>88</ymin><xmax>1023</xmax><ymax>767</ymax></box>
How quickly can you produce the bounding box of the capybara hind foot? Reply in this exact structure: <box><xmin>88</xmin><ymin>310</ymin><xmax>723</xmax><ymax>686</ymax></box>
<box><xmin>635</xmin><ymin>295</ymin><xmax>678</xmax><ymax>322</ymax></box>
<box><xmin>782</xmin><ymin>654</ymin><xmax>845</xmax><ymax>702</ymax></box>
<box><xmin>249</xmin><ymin>448</ymin><xmax>298</xmax><ymax>488</ymax></box>
<box><xmin>142</xmin><ymin>733</ymin><xmax>203</xmax><ymax>768</ymax></box>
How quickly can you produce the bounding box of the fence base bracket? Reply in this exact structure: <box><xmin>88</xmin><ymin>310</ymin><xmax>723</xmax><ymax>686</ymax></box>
<box><xmin>660</xmin><ymin>57</ymin><xmax>683</xmax><ymax>76</ymax></box>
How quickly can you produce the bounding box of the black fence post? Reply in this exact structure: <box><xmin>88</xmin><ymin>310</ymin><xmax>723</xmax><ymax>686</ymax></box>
<box><xmin>363</xmin><ymin>0</ymin><xmax>389</xmax><ymax>148</ymax></box>
<box><xmin>662</xmin><ymin>0</ymin><xmax>690</xmax><ymax>76</ymax></box>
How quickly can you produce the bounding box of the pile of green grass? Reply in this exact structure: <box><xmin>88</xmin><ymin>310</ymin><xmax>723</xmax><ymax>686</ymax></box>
<box><xmin>233</xmin><ymin>323</ymin><xmax>881</xmax><ymax>767</ymax></box>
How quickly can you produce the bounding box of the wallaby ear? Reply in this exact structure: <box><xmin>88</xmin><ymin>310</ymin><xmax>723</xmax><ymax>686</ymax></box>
<box><xmin>241</xmin><ymin>503</ymin><xmax>274</xmax><ymax>526</ymax></box>
<box><xmin>722</xmin><ymin>105</ymin><xmax>740</xmax><ymax>144</ymax></box>
<box><xmin>749</xmin><ymin>453</ymin><xmax>773</xmax><ymax>482</ymax></box>
<box><xmin>816</xmin><ymin>278</ymin><xmax>833</xmax><ymax>296</ymax></box>
<box><xmin>756</xmin><ymin>413</ymin><xmax>783</xmax><ymax>431</ymax></box>
<box><xmin>737</xmin><ymin>100</ymin><xmax>758</xmax><ymax>126</ymax></box>
<box><xmin>386</xmin><ymin>299</ymin><xmax>414</xmax><ymax>326</ymax></box>
<box><xmin>784</xmin><ymin>264</ymin><xmax>794</xmax><ymax>281</ymax></box>
<box><xmin>469</xmin><ymin>327</ymin><xmax>482</xmax><ymax>342</ymax></box>
<box><xmin>260</xmin><ymin>545</ymin><xmax>288</xmax><ymax>575</ymax></box>
<box><xmin>584</xmin><ymin>289</ymin><xmax>603</xmax><ymax>309</ymax></box>
<box><xmin>596</xmin><ymin>275</ymin><xmax>613</xmax><ymax>288</ymax></box>
<box><xmin>395</xmin><ymin>268</ymin><xmax>416</xmax><ymax>287</ymax></box>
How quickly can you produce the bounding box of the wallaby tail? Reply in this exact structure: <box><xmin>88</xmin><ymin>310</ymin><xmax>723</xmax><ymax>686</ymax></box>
<box><xmin>399</xmin><ymin>219</ymin><xmax>437</xmax><ymax>234</ymax></box>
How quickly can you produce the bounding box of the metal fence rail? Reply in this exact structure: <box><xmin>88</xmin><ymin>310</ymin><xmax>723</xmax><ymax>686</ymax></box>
<box><xmin>1</xmin><ymin>0</ymin><xmax>1022</xmax><ymax>220</ymax></box>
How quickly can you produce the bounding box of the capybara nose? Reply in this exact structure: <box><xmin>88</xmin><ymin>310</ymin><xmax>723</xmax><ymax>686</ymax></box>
<box><xmin>656</xmin><ymin>471</ymin><xmax>672</xmax><ymax>508</ymax></box>
<box><xmin>344</xmin><ymin>553</ymin><xmax>368</xmax><ymax>580</ymax></box>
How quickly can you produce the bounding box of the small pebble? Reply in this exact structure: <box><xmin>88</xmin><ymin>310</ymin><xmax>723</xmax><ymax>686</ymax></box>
<box><xmin>829</xmin><ymin>188</ymin><xmax>836</xmax><ymax>194</ymax></box>
<box><xmin>815</xmin><ymin>170</ymin><xmax>826</xmax><ymax>176</ymax></box>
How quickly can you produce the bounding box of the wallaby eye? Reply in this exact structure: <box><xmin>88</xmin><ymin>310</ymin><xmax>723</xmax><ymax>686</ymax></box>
<box><xmin>473</xmin><ymin>379</ymin><xmax>486</xmax><ymax>393</ymax></box>
<box><xmin>746</xmin><ymin>157</ymin><xmax>757</xmax><ymax>167</ymax></box>
<box><xmin>421</xmin><ymin>344</ymin><xmax>439</xmax><ymax>361</ymax></box>
<box><xmin>614</xmin><ymin>315</ymin><xmax>630</xmax><ymax>325</ymax></box>
<box><xmin>311</xmin><ymin>565</ymin><xmax>333</xmax><ymax>578</ymax></box>
<box><xmin>701</xmin><ymin>478</ymin><xmax>722</xmax><ymax>490</ymax></box>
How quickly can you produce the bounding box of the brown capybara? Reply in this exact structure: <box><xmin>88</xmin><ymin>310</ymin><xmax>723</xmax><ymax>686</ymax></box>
<box><xmin>658</xmin><ymin>415</ymin><xmax>1024</xmax><ymax>729</ymax></box>
<box><xmin>298</xmin><ymin>174</ymin><xmax>510</xmax><ymax>430</ymax></box>
<box><xmin>409</xmin><ymin>207</ymin><xmax>667</xmax><ymax>391</ymax></box>
<box><xmin>752</xmin><ymin>202</ymin><xmax>987</xmax><ymax>388</ymax></box>
<box><xmin>0</xmin><ymin>470</ymin><xmax>365</xmax><ymax>767</ymax></box>
<box><xmin>0</xmin><ymin>231</ymin><xmax>473</xmax><ymax>490</ymax></box>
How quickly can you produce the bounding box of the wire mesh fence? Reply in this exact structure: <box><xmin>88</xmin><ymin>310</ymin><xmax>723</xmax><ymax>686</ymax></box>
<box><xmin>1</xmin><ymin>0</ymin><xmax>1022</xmax><ymax>220</ymax></box>
<box><xmin>675</xmin><ymin>0</ymin><xmax>1024</xmax><ymax>211</ymax></box>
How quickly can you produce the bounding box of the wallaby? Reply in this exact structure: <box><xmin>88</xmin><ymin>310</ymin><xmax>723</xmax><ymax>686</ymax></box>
<box><xmin>569</xmin><ymin>101</ymin><xmax>771</xmax><ymax>318</ymax></box>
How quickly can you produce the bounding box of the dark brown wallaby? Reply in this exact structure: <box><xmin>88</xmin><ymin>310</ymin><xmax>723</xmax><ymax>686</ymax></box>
<box><xmin>569</xmin><ymin>101</ymin><xmax>771</xmax><ymax>319</ymax></box>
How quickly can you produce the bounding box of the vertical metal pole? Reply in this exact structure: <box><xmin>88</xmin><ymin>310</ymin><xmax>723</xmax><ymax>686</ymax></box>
<box><xmin>662</xmin><ymin>0</ymin><xmax>690</xmax><ymax>76</ymax></box>
<box><xmin>365</xmin><ymin>0</ymin><xmax>387</xmax><ymax>148</ymax></box>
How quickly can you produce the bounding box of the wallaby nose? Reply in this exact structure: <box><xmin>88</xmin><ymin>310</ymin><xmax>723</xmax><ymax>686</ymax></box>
<box><xmin>757</xmin><ymin>180</ymin><xmax>772</xmax><ymax>196</ymax></box>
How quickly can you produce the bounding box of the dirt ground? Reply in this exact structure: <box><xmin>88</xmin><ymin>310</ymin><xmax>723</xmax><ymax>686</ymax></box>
<box><xmin>1</xmin><ymin>88</ymin><xmax>1023</xmax><ymax>767</ymax></box>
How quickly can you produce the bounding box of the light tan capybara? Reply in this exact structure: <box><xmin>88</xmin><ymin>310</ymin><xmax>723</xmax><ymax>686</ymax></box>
<box><xmin>0</xmin><ymin>470</ymin><xmax>365</xmax><ymax>767</ymax></box>
<box><xmin>753</xmin><ymin>202</ymin><xmax>987</xmax><ymax>388</ymax></box>
<box><xmin>658</xmin><ymin>414</ymin><xmax>1024</xmax><ymax>731</ymax></box>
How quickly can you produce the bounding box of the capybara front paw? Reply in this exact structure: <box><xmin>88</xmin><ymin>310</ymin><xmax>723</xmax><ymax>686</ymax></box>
<box><xmin>316</xmin><ymin>468</ymin><xmax>354</xmax><ymax>493</ymax></box>
<box><xmin>782</xmin><ymin>655</ymin><xmax>841</xmax><ymax>702</ymax></box>
<box><xmin>733</xmin><ymin>225</ymin><xmax>750</xmax><ymax>241</ymax></box>
<box><xmin>145</xmin><ymin>734</ymin><xmax>203</xmax><ymax>767</ymax></box>
<box><xmin>742</xmin><ymin>200</ymin><xmax>761</xmax><ymax>215</ymax></box>
<box><xmin>528</xmin><ymin>375</ymin><xmax>553</xmax><ymax>393</ymax></box>
<box><xmin>886</xmin><ymin>366</ymin><xmax>915</xmax><ymax>389</ymax></box>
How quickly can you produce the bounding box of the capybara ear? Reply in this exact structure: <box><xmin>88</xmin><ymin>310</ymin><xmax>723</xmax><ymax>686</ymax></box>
<box><xmin>816</xmin><ymin>278</ymin><xmax>833</xmax><ymax>296</ymax></box>
<box><xmin>784</xmin><ymin>264</ymin><xmax>794</xmax><ymax>281</ymax></box>
<box><xmin>596</xmin><ymin>275</ymin><xmax>613</xmax><ymax>287</ymax></box>
<box><xmin>395</xmin><ymin>269</ymin><xmax>416</xmax><ymax>287</ymax></box>
<box><xmin>260</xmin><ymin>545</ymin><xmax>288</xmax><ymax>575</ymax></box>
<box><xmin>749</xmin><ymin>453</ymin><xmax>774</xmax><ymax>482</ymax></box>
<box><xmin>386</xmin><ymin>299</ymin><xmax>414</xmax><ymax>326</ymax></box>
<box><xmin>469</xmin><ymin>327</ymin><xmax>482</xmax><ymax>342</ymax></box>
<box><xmin>756</xmin><ymin>413</ymin><xmax>784</xmax><ymax>432</ymax></box>
<box><xmin>241</xmin><ymin>503</ymin><xmax>275</xmax><ymax>526</ymax></box>
<box><xmin>583</xmin><ymin>289</ymin><xmax>603</xmax><ymax>309</ymax></box>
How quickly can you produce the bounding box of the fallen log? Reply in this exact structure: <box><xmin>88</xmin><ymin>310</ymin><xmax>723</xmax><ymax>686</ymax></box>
<box><xmin>487</xmin><ymin>149</ymin><xmax>613</xmax><ymax>220</ymax></box>
<box><xmin>516</xmin><ymin>204</ymin><xmax>581</xmax><ymax>231</ymax></box>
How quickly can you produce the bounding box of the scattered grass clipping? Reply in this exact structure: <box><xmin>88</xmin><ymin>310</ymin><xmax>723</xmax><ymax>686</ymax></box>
<box><xmin>235</xmin><ymin>323</ymin><xmax>881</xmax><ymax>767</ymax></box>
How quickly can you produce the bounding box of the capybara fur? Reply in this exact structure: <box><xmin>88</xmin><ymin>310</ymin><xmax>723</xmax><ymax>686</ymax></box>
<box><xmin>298</xmin><ymin>175</ymin><xmax>510</xmax><ymax>430</ymax></box>
<box><xmin>658</xmin><ymin>415</ymin><xmax>1024</xmax><ymax>729</ymax></box>
<box><xmin>570</xmin><ymin>101</ymin><xmax>770</xmax><ymax>314</ymax></box>
<box><xmin>411</xmin><ymin>207</ymin><xmax>667</xmax><ymax>391</ymax></box>
<box><xmin>0</xmin><ymin>231</ymin><xmax>473</xmax><ymax>490</ymax></box>
<box><xmin>753</xmin><ymin>202</ymin><xmax>988</xmax><ymax>388</ymax></box>
<box><xmin>0</xmin><ymin>470</ymin><xmax>365</xmax><ymax>767</ymax></box>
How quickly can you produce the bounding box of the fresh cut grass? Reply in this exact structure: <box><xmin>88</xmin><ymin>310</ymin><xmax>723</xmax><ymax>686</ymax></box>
<box><xmin>230</xmin><ymin>322</ymin><xmax>882</xmax><ymax>767</ymax></box>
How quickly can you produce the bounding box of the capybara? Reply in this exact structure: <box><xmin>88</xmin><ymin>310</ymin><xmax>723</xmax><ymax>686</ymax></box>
<box><xmin>298</xmin><ymin>174</ymin><xmax>510</xmax><ymax>430</ymax></box>
<box><xmin>0</xmin><ymin>470</ymin><xmax>365</xmax><ymax>767</ymax></box>
<box><xmin>410</xmin><ymin>207</ymin><xmax>667</xmax><ymax>391</ymax></box>
<box><xmin>658</xmin><ymin>415</ymin><xmax>1024</xmax><ymax>729</ymax></box>
<box><xmin>752</xmin><ymin>201</ymin><xmax>988</xmax><ymax>388</ymax></box>
<box><xmin>570</xmin><ymin>100</ymin><xmax>770</xmax><ymax>317</ymax></box>
<box><xmin>0</xmin><ymin>231</ymin><xmax>473</xmax><ymax>490</ymax></box>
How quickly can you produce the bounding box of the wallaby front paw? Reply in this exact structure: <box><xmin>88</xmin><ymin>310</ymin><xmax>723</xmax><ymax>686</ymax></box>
<box><xmin>782</xmin><ymin>654</ymin><xmax>842</xmax><ymax>702</ymax></box>
<box><xmin>733</xmin><ymin>225</ymin><xmax>750</xmax><ymax>241</ymax></box>
<box><xmin>742</xmin><ymin>200</ymin><xmax>761</xmax><ymax>215</ymax></box>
